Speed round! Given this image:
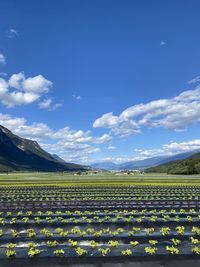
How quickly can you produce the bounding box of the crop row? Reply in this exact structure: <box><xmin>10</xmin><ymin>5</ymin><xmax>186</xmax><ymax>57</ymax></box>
<box><xmin>1</xmin><ymin>187</ymin><xmax>200</xmax><ymax>201</ymax></box>
<box><xmin>1</xmin><ymin>238</ymin><xmax>200</xmax><ymax>259</ymax></box>
<box><xmin>1</xmin><ymin>215</ymin><xmax>200</xmax><ymax>226</ymax></box>
<box><xmin>0</xmin><ymin>208</ymin><xmax>200</xmax><ymax>218</ymax></box>
<box><xmin>1</xmin><ymin>225</ymin><xmax>200</xmax><ymax>239</ymax></box>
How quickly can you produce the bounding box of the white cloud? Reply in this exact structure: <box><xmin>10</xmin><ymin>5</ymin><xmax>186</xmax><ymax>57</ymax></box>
<box><xmin>53</xmin><ymin>128</ymin><xmax>112</xmax><ymax>145</ymax></box>
<box><xmin>9</xmin><ymin>73</ymin><xmax>25</xmax><ymax>89</ymax></box>
<box><xmin>93</xmin><ymin>134</ymin><xmax>112</xmax><ymax>144</ymax></box>
<box><xmin>0</xmin><ymin>54</ymin><xmax>6</xmax><ymax>64</ymax></box>
<box><xmin>160</xmin><ymin>41</ymin><xmax>166</xmax><ymax>46</ymax></box>
<box><xmin>187</xmin><ymin>76</ymin><xmax>200</xmax><ymax>84</ymax></box>
<box><xmin>134</xmin><ymin>139</ymin><xmax>200</xmax><ymax>159</ymax></box>
<box><xmin>23</xmin><ymin>75</ymin><xmax>52</xmax><ymax>93</ymax></box>
<box><xmin>72</xmin><ymin>94</ymin><xmax>81</xmax><ymax>100</ymax></box>
<box><xmin>38</xmin><ymin>98</ymin><xmax>52</xmax><ymax>109</ymax></box>
<box><xmin>2</xmin><ymin>92</ymin><xmax>39</xmax><ymax>107</ymax></box>
<box><xmin>93</xmin><ymin>112</ymin><xmax>119</xmax><ymax>128</ymax></box>
<box><xmin>93</xmin><ymin>86</ymin><xmax>200</xmax><ymax>136</ymax></box>
<box><xmin>38</xmin><ymin>98</ymin><xmax>62</xmax><ymax>111</ymax></box>
<box><xmin>0</xmin><ymin>113</ymin><xmax>26</xmax><ymax>129</ymax></box>
<box><xmin>9</xmin><ymin>73</ymin><xmax>52</xmax><ymax>93</ymax></box>
<box><xmin>0</xmin><ymin>73</ymin><xmax>53</xmax><ymax>107</ymax></box>
<box><xmin>50</xmin><ymin>103</ymin><xmax>62</xmax><ymax>111</ymax></box>
<box><xmin>8</xmin><ymin>29</ymin><xmax>18</xmax><ymax>38</ymax></box>
<box><xmin>0</xmin><ymin>78</ymin><xmax>8</xmax><ymax>96</ymax></box>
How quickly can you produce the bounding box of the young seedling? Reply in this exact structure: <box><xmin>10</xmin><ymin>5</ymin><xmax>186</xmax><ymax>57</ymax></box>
<box><xmin>130</xmin><ymin>241</ymin><xmax>139</xmax><ymax>247</ymax></box>
<box><xmin>53</xmin><ymin>249</ymin><xmax>65</xmax><ymax>257</ymax></box>
<box><xmin>6</xmin><ymin>249</ymin><xmax>16</xmax><ymax>257</ymax></box>
<box><xmin>27</xmin><ymin>247</ymin><xmax>42</xmax><ymax>257</ymax></box>
<box><xmin>28</xmin><ymin>242</ymin><xmax>37</xmax><ymax>248</ymax></box>
<box><xmin>170</xmin><ymin>239</ymin><xmax>181</xmax><ymax>246</ymax></box>
<box><xmin>46</xmin><ymin>240</ymin><xmax>59</xmax><ymax>247</ymax></box>
<box><xmin>121</xmin><ymin>249</ymin><xmax>132</xmax><ymax>256</ymax></box>
<box><xmin>6</xmin><ymin>243</ymin><xmax>16</xmax><ymax>249</ymax></box>
<box><xmin>146</xmin><ymin>228</ymin><xmax>155</xmax><ymax>235</ymax></box>
<box><xmin>75</xmin><ymin>247</ymin><xmax>88</xmax><ymax>256</ymax></box>
<box><xmin>176</xmin><ymin>226</ymin><xmax>185</xmax><ymax>235</ymax></box>
<box><xmin>11</xmin><ymin>229</ymin><xmax>19</xmax><ymax>237</ymax></box>
<box><xmin>27</xmin><ymin>228</ymin><xmax>36</xmax><ymax>238</ymax></box>
<box><xmin>68</xmin><ymin>239</ymin><xmax>78</xmax><ymax>247</ymax></box>
<box><xmin>0</xmin><ymin>229</ymin><xmax>4</xmax><ymax>237</ymax></box>
<box><xmin>190</xmin><ymin>237</ymin><xmax>199</xmax><ymax>245</ymax></box>
<box><xmin>144</xmin><ymin>246</ymin><xmax>157</xmax><ymax>255</ymax></box>
<box><xmin>108</xmin><ymin>240</ymin><xmax>119</xmax><ymax>248</ymax></box>
<box><xmin>186</xmin><ymin>216</ymin><xmax>193</xmax><ymax>222</ymax></box>
<box><xmin>90</xmin><ymin>240</ymin><xmax>99</xmax><ymax>249</ymax></box>
<box><xmin>149</xmin><ymin>240</ymin><xmax>158</xmax><ymax>246</ymax></box>
<box><xmin>160</xmin><ymin>227</ymin><xmax>170</xmax><ymax>236</ymax></box>
<box><xmin>192</xmin><ymin>226</ymin><xmax>200</xmax><ymax>235</ymax></box>
<box><xmin>166</xmin><ymin>246</ymin><xmax>179</xmax><ymax>254</ymax></box>
<box><xmin>40</xmin><ymin>228</ymin><xmax>53</xmax><ymax>237</ymax></box>
<box><xmin>98</xmin><ymin>247</ymin><xmax>111</xmax><ymax>256</ymax></box>
<box><xmin>192</xmin><ymin>246</ymin><xmax>200</xmax><ymax>255</ymax></box>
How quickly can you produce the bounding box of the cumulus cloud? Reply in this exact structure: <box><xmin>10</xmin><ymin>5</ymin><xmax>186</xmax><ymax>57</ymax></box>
<box><xmin>8</xmin><ymin>73</ymin><xmax>52</xmax><ymax>93</ymax></box>
<box><xmin>0</xmin><ymin>113</ymin><xmax>112</xmax><ymax>164</ymax></box>
<box><xmin>8</xmin><ymin>28</ymin><xmax>18</xmax><ymax>38</ymax></box>
<box><xmin>93</xmin><ymin>112</ymin><xmax>119</xmax><ymax>128</ymax></box>
<box><xmin>93</xmin><ymin>134</ymin><xmax>112</xmax><ymax>144</ymax></box>
<box><xmin>0</xmin><ymin>73</ymin><xmax>52</xmax><ymax>107</ymax></box>
<box><xmin>93</xmin><ymin>85</ymin><xmax>200</xmax><ymax>136</ymax></box>
<box><xmin>0</xmin><ymin>54</ymin><xmax>6</xmax><ymax>64</ymax></box>
<box><xmin>38</xmin><ymin>98</ymin><xmax>52</xmax><ymax>109</ymax></box>
<box><xmin>38</xmin><ymin>98</ymin><xmax>62</xmax><ymax>111</ymax></box>
<box><xmin>23</xmin><ymin>75</ymin><xmax>52</xmax><ymax>93</ymax></box>
<box><xmin>134</xmin><ymin>139</ymin><xmax>200</xmax><ymax>159</ymax></box>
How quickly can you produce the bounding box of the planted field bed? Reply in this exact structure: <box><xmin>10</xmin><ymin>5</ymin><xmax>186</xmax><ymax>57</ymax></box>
<box><xmin>1</xmin><ymin>186</ymin><xmax>200</xmax><ymax>259</ymax></box>
<box><xmin>0</xmin><ymin>174</ymin><xmax>200</xmax><ymax>263</ymax></box>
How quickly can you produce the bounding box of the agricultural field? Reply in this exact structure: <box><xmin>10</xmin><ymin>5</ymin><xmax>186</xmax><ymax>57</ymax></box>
<box><xmin>0</xmin><ymin>173</ymin><xmax>200</xmax><ymax>267</ymax></box>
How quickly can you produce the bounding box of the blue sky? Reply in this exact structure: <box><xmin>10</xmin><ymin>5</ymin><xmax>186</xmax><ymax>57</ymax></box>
<box><xmin>0</xmin><ymin>0</ymin><xmax>200</xmax><ymax>164</ymax></box>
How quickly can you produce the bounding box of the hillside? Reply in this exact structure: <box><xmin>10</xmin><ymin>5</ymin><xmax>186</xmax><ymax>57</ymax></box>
<box><xmin>118</xmin><ymin>156</ymin><xmax>169</xmax><ymax>170</ymax></box>
<box><xmin>146</xmin><ymin>152</ymin><xmax>200</xmax><ymax>174</ymax></box>
<box><xmin>0</xmin><ymin>125</ymin><xmax>84</xmax><ymax>172</ymax></box>
<box><xmin>52</xmin><ymin>154</ymin><xmax>66</xmax><ymax>163</ymax></box>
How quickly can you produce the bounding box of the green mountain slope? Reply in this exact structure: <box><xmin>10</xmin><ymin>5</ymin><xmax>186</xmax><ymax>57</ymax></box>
<box><xmin>146</xmin><ymin>152</ymin><xmax>200</xmax><ymax>174</ymax></box>
<box><xmin>0</xmin><ymin>125</ymin><xmax>84</xmax><ymax>172</ymax></box>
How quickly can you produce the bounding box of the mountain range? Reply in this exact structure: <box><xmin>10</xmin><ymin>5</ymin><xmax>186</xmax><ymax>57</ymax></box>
<box><xmin>0</xmin><ymin>125</ymin><xmax>84</xmax><ymax>172</ymax></box>
<box><xmin>91</xmin><ymin>150</ymin><xmax>199</xmax><ymax>171</ymax></box>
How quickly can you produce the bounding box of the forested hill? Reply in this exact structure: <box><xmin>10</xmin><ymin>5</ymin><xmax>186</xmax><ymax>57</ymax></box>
<box><xmin>146</xmin><ymin>152</ymin><xmax>200</xmax><ymax>174</ymax></box>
